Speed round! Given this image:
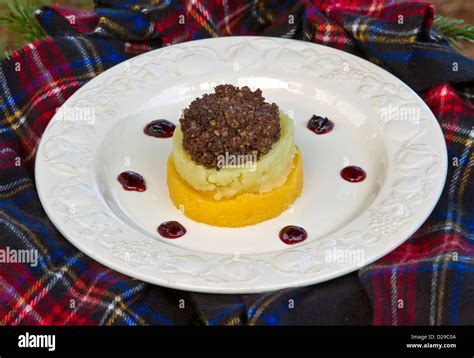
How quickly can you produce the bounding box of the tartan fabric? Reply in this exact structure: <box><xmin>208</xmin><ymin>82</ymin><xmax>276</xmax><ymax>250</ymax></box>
<box><xmin>0</xmin><ymin>0</ymin><xmax>473</xmax><ymax>325</ymax></box>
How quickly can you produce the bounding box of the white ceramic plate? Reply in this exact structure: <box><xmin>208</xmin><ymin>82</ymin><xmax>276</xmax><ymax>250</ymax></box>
<box><xmin>35</xmin><ymin>37</ymin><xmax>447</xmax><ymax>293</ymax></box>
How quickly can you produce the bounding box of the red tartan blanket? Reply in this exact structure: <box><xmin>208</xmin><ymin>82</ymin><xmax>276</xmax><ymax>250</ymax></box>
<box><xmin>0</xmin><ymin>0</ymin><xmax>473</xmax><ymax>325</ymax></box>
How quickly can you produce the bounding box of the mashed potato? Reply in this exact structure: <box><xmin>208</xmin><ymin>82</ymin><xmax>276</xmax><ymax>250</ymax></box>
<box><xmin>167</xmin><ymin>149</ymin><xmax>303</xmax><ymax>227</ymax></box>
<box><xmin>172</xmin><ymin>111</ymin><xmax>296</xmax><ymax>200</ymax></box>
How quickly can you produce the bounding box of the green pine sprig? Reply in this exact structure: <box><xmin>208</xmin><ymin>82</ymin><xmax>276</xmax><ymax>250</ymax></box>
<box><xmin>0</xmin><ymin>0</ymin><xmax>48</xmax><ymax>57</ymax></box>
<box><xmin>193</xmin><ymin>310</ymin><xmax>209</xmax><ymax>326</ymax></box>
<box><xmin>434</xmin><ymin>15</ymin><xmax>474</xmax><ymax>50</ymax></box>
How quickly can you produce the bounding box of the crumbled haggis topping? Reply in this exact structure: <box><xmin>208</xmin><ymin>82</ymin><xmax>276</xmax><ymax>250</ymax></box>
<box><xmin>180</xmin><ymin>85</ymin><xmax>281</xmax><ymax>169</ymax></box>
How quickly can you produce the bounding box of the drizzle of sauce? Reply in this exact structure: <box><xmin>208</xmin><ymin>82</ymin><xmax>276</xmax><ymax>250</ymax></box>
<box><xmin>117</xmin><ymin>171</ymin><xmax>146</xmax><ymax>192</ymax></box>
<box><xmin>307</xmin><ymin>115</ymin><xmax>334</xmax><ymax>135</ymax></box>
<box><xmin>144</xmin><ymin>120</ymin><xmax>175</xmax><ymax>138</ymax></box>
<box><xmin>279</xmin><ymin>225</ymin><xmax>308</xmax><ymax>245</ymax></box>
<box><xmin>340</xmin><ymin>166</ymin><xmax>367</xmax><ymax>183</ymax></box>
<box><xmin>158</xmin><ymin>221</ymin><xmax>186</xmax><ymax>239</ymax></box>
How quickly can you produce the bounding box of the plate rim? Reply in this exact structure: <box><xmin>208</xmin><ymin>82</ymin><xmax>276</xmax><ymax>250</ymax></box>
<box><xmin>35</xmin><ymin>36</ymin><xmax>448</xmax><ymax>293</ymax></box>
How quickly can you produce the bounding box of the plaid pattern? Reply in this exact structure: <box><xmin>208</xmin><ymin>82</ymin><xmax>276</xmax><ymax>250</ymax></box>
<box><xmin>0</xmin><ymin>0</ymin><xmax>473</xmax><ymax>325</ymax></box>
